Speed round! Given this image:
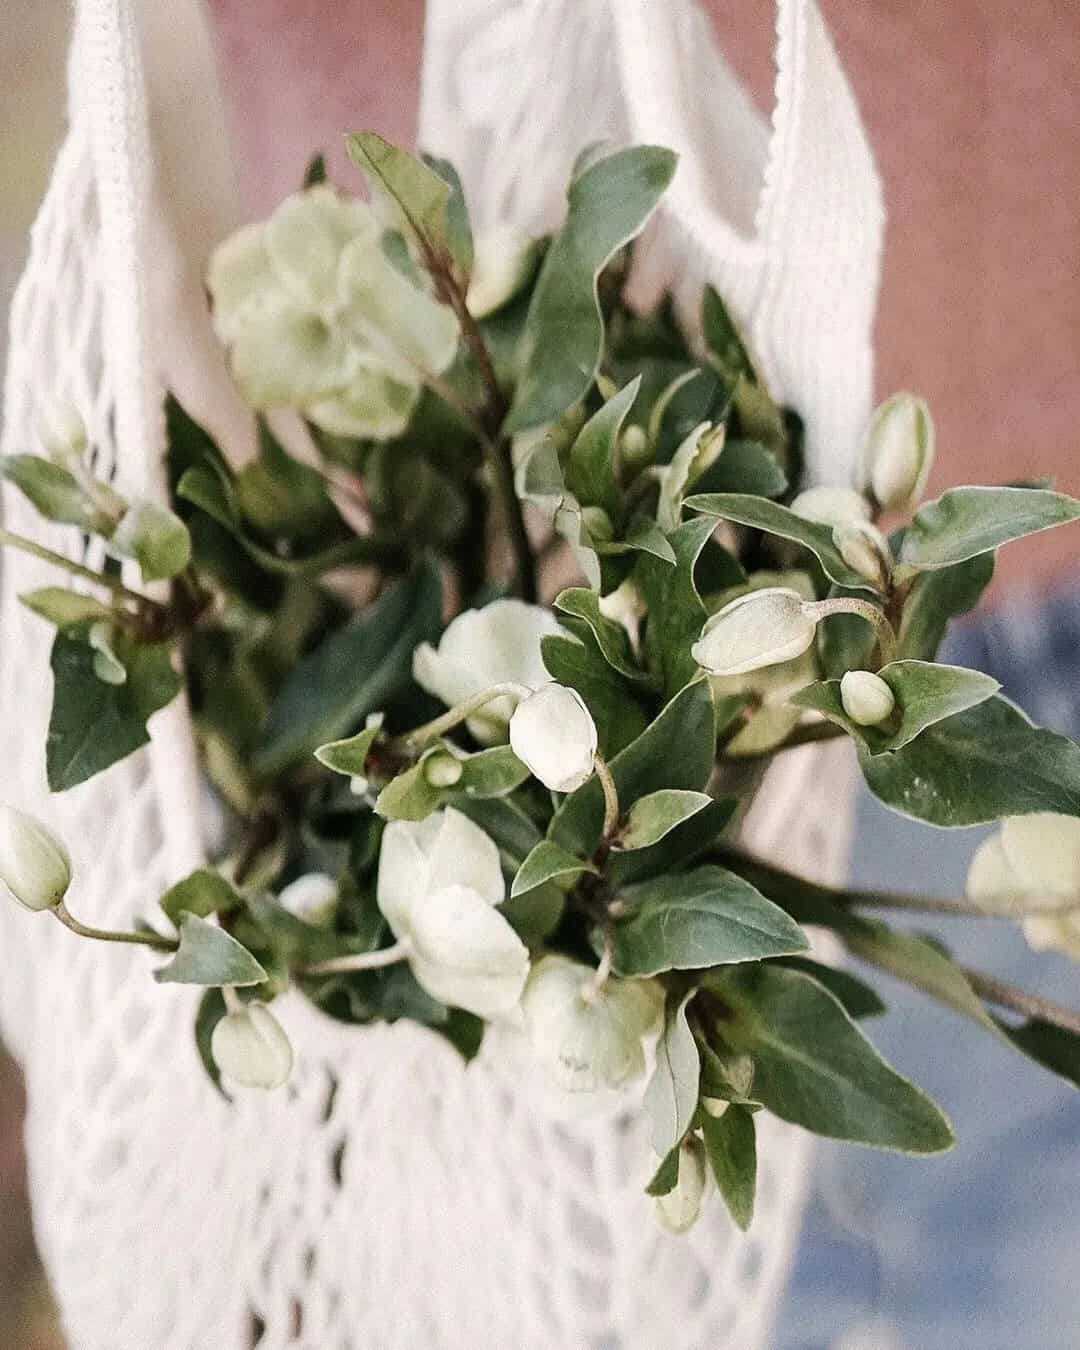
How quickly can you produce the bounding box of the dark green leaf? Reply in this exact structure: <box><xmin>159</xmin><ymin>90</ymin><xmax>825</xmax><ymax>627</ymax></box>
<box><xmin>693</xmin><ymin>440</ymin><xmax>787</xmax><ymax>499</ymax></box>
<box><xmin>615</xmin><ymin>789</ymin><xmax>713</xmax><ymax>851</ymax></box>
<box><xmin>160</xmin><ymin>869</ymin><xmax>243</xmax><ymax>928</ymax></box>
<box><xmin>1000</xmin><ymin>1018</ymin><xmax>1080</xmax><ymax>1089</ymax></box>
<box><xmin>612</xmin><ymin>864</ymin><xmax>809</xmax><ymax>977</ymax></box>
<box><xmin>636</xmin><ymin>515</ymin><xmax>722</xmax><ymax>699</ymax></box>
<box><xmin>900</xmin><ymin>486</ymin><xmax>1080</xmax><ymax>570</ymax></box>
<box><xmin>511</xmin><ymin>840</ymin><xmax>597</xmax><ymax>898</ymax></box>
<box><xmin>701</xmin><ymin>284</ymin><xmax>754</xmax><ymax>383</ymax></box>
<box><xmin>686</xmin><ymin>493</ymin><xmax>874</xmax><ymax>592</ymax></box>
<box><xmin>235</xmin><ymin>422</ymin><xmax>340</xmax><ymax>542</ymax></box>
<box><xmin>645</xmin><ymin>1147</ymin><xmax>681</xmax><ymax>1197</ymax></box>
<box><xmin>608</xmin><ymin>796</ymin><xmax>737</xmax><ymax>887</ymax></box>
<box><xmin>897</xmin><ymin>553</ymin><xmax>994</xmax><ymax>660</ymax></box>
<box><xmin>565</xmin><ymin>377</ymin><xmax>639</xmax><ymax>519</ymax></box>
<box><xmin>859</xmin><ymin>695</ymin><xmax>1080</xmax><ymax>826</ymax></box>
<box><xmin>792</xmin><ymin>661</ymin><xmax>1000</xmax><ymax>754</ymax></box>
<box><xmin>421</xmin><ymin>153</ymin><xmax>473</xmax><ymax>277</ymax></box>
<box><xmin>255</xmin><ymin>564</ymin><xmax>442</xmax><ymax>774</ymax></box>
<box><xmin>437</xmin><ymin>1007</ymin><xmax>485</xmax><ymax>1062</ymax></box>
<box><xmin>714</xmin><ymin>964</ymin><xmax>954</xmax><ymax>1153</ymax></box>
<box><xmin>702</xmin><ymin>1105</ymin><xmax>757</xmax><ymax>1231</ymax></box>
<box><xmin>548</xmin><ymin>680</ymin><xmax>715</xmax><ymax>856</ymax></box>
<box><xmin>194</xmin><ymin>989</ymin><xmax>230</xmax><ymax>1099</ymax></box>
<box><xmin>505</xmin><ymin>146</ymin><xmax>677</xmax><ymax>431</ymax></box>
<box><xmin>553</xmin><ymin>586</ymin><xmax>655</xmax><ymax>686</ymax></box>
<box><xmin>644</xmin><ymin>992</ymin><xmax>700</xmax><ymax>1154</ymax></box>
<box><xmin>154</xmin><ymin>913</ymin><xmax>267</xmax><ymax>987</ymax></box>
<box><xmin>47</xmin><ymin>632</ymin><xmax>182</xmax><ymax>791</ymax></box>
<box><xmin>776</xmin><ymin>957</ymin><xmax>885</xmax><ymax>1020</ymax></box>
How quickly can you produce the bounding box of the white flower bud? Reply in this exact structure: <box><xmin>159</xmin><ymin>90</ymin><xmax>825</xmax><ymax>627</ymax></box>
<box><xmin>466</xmin><ymin>225</ymin><xmax>541</xmax><ymax>319</ymax></box>
<box><xmin>521</xmin><ymin>954</ymin><xmax>663</xmax><ymax>1093</ymax></box>
<box><xmin>423</xmin><ymin>752</ymin><xmax>464</xmax><ymax>788</ymax></box>
<box><xmin>701</xmin><ymin>1096</ymin><xmax>730</xmax><ymax>1119</ymax></box>
<box><xmin>89</xmin><ymin>622</ymin><xmax>127</xmax><ymax>686</ymax></box>
<box><xmin>691</xmin><ymin>588</ymin><xmax>818</xmax><ymax>678</ymax></box>
<box><xmin>620</xmin><ymin>423</ymin><xmax>651</xmax><ymax>471</ymax></box>
<box><xmin>36</xmin><ymin>401</ymin><xmax>87</xmax><ymax>464</ymax></box>
<box><xmin>865</xmin><ymin>393</ymin><xmax>935</xmax><ymax>511</ymax></box>
<box><xmin>833</xmin><ymin>521</ymin><xmax>892</xmax><ymax>590</ymax></box>
<box><xmin>210</xmin><ymin>1002</ymin><xmax>293</xmax><ymax>1090</ymax></box>
<box><xmin>278</xmin><ymin>872</ymin><xmax>339</xmax><ymax>926</ymax></box>
<box><xmin>0</xmin><ymin>806</ymin><xmax>72</xmax><ymax>912</ymax></box>
<box><xmin>599</xmin><ymin>577</ymin><xmax>647</xmax><ymax>655</ymax></box>
<box><xmin>655</xmin><ymin>1136</ymin><xmax>711</xmax><ymax>1234</ymax></box>
<box><xmin>413</xmin><ymin>599</ymin><xmax>562</xmax><ymax>744</ymax></box>
<box><xmin>840</xmin><ymin>670</ymin><xmax>896</xmax><ymax>727</ymax></box>
<box><xmin>790</xmin><ymin>486</ymin><xmax>871</xmax><ymax>530</ymax></box>
<box><xmin>966</xmin><ymin>815</ymin><xmax>1080</xmax><ymax>961</ymax></box>
<box><xmin>509</xmin><ymin>684</ymin><xmax>598</xmax><ymax>793</ymax></box>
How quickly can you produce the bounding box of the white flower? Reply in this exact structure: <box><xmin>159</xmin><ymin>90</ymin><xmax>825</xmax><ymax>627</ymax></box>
<box><xmin>790</xmin><ymin>486</ymin><xmax>871</xmax><ymax>530</ymax></box>
<box><xmin>655</xmin><ymin>1136</ymin><xmax>711</xmax><ymax>1234</ymax></box>
<box><xmin>0</xmin><ymin>806</ymin><xmax>72</xmax><ymax>912</ymax></box>
<box><xmin>865</xmin><ymin>393</ymin><xmax>935</xmax><ymax>511</ymax></box>
<box><xmin>966</xmin><ymin>813</ymin><xmax>1080</xmax><ymax>960</ymax></box>
<box><xmin>278</xmin><ymin>872</ymin><xmax>339</xmax><ymax>927</ymax></box>
<box><xmin>509</xmin><ymin>684</ymin><xmax>598</xmax><ymax>792</ymax></box>
<box><xmin>207</xmin><ymin>186</ymin><xmax>425</xmax><ymax>438</ymax></box>
<box><xmin>376</xmin><ymin>808</ymin><xmax>529</xmax><ymax>1016</ymax></box>
<box><xmin>840</xmin><ymin>670</ymin><xmax>896</xmax><ymax>727</ymax></box>
<box><xmin>413</xmin><ymin>599</ymin><xmax>563</xmax><ymax>744</ymax></box>
<box><xmin>833</xmin><ymin>521</ymin><xmax>892</xmax><ymax>590</ymax></box>
<box><xmin>521</xmin><ymin>954</ymin><xmax>663</xmax><ymax>1093</ymax></box>
<box><xmin>466</xmin><ymin>224</ymin><xmax>541</xmax><ymax>318</ymax></box>
<box><xmin>210</xmin><ymin>1002</ymin><xmax>293</xmax><ymax>1090</ymax></box>
<box><xmin>692</xmin><ymin>587</ymin><xmax>818</xmax><ymax>678</ymax></box>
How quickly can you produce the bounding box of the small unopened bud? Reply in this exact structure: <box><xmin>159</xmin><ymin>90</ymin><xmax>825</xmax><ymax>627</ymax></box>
<box><xmin>702</xmin><ymin>1096</ymin><xmax>730</xmax><ymax>1119</ymax></box>
<box><xmin>89</xmin><ymin>622</ymin><xmax>127</xmax><ymax>686</ymax></box>
<box><xmin>465</xmin><ymin>226</ymin><xmax>541</xmax><ymax>319</ymax></box>
<box><xmin>790</xmin><ymin>486</ymin><xmax>871</xmax><ymax>530</ymax></box>
<box><xmin>0</xmin><ymin>806</ymin><xmax>72</xmax><ymax>912</ymax></box>
<box><xmin>595</xmin><ymin>373</ymin><xmax>618</xmax><ymax>401</ymax></box>
<box><xmin>278</xmin><ymin>872</ymin><xmax>339</xmax><ymax>926</ymax></box>
<box><xmin>509</xmin><ymin>683</ymin><xmax>598</xmax><ymax>793</ymax></box>
<box><xmin>691</xmin><ymin>588</ymin><xmax>818</xmax><ymax>678</ymax></box>
<box><xmin>833</xmin><ymin>521</ymin><xmax>892</xmax><ymax>590</ymax></box>
<box><xmin>655</xmin><ymin>1136</ymin><xmax>711</xmax><ymax>1234</ymax></box>
<box><xmin>866</xmin><ymin>393</ymin><xmax>935</xmax><ymax>511</ymax></box>
<box><xmin>580</xmin><ymin>505</ymin><xmax>614</xmax><ymax>543</ymax></box>
<box><xmin>424</xmin><ymin>752</ymin><xmax>463</xmax><ymax>788</ymax></box>
<box><xmin>840</xmin><ymin>670</ymin><xmax>896</xmax><ymax>726</ymax></box>
<box><xmin>210</xmin><ymin>1001</ymin><xmax>293</xmax><ymax>1089</ymax></box>
<box><xmin>36</xmin><ymin>402</ymin><xmax>87</xmax><ymax>465</ymax></box>
<box><xmin>619</xmin><ymin>424</ymin><xmax>651</xmax><ymax>473</ymax></box>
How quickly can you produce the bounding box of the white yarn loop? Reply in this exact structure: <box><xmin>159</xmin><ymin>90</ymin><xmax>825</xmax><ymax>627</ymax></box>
<box><xmin>1</xmin><ymin>1</ymin><xmax>875</xmax><ymax>1346</ymax></box>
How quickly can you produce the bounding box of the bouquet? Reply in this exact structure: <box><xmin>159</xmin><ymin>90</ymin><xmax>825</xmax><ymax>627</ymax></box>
<box><xmin>3</xmin><ymin>133</ymin><xmax>1080</xmax><ymax>1238</ymax></box>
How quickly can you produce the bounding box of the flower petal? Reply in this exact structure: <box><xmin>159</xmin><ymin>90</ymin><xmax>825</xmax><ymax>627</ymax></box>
<box><xmin>428</xmin><ymin>808</ymin><xmax>504</xmax><ymax>905</ymax></box>
<box><xmin>407</xmin><ymin>883</ymin><xmax>529</xmax><ymax>1017</ymax></box>
<box><xmin>265</xmin><ymin>186</ymin><xmax>377</xmax><ymax>311</ymax></box>
<box><xmin>1001</xmin><ymin>813</ymin><xmax>1080</xmax><ymax>900</ymax></box>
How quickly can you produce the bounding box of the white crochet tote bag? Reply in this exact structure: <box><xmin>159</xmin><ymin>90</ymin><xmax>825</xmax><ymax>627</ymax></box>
<box><xmin>0</xmin><ymin>1</ymin><xmax>882</xmax><ymax>1346</ymax></box>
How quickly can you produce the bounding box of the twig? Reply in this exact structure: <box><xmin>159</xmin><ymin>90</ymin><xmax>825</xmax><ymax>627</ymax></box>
<box><xmin>0</xmin><ymin>526</ymin><xmax>164</xmax><ymax>614</ymax></box>
<box><xmin>299</xmin><ymin>939</ymin><xmax>411</xmax><ymax>977</ymax></box>
<box><xmin>53</xmin><ymin>900</ymin><xmax>177</xmax><ymax>952</ymax></box>
<box><xmin>961</xmin><ymin>966</ymin><xmax>1080</xmax><ymax>1037</ymax></box>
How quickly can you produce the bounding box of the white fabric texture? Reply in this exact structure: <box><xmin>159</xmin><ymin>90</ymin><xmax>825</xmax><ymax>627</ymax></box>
<box><xmin>0</xmin><ymin>1</ymin><xmax>878</xmax><ymax>1347</ymax></box>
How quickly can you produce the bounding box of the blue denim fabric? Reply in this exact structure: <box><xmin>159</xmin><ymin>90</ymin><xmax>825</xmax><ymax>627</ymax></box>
<box><xmin>775</xmin><ymin>581</ymin><xmax>1080</xmax><ymax>1350</ymax></box>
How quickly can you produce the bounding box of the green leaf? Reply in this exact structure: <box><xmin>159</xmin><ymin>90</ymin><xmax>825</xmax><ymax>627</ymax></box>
<box><xmin>438</xmin><ymin>1007</ymin><xmax>485</xmax><ymax>1063</ymax></box>
<box><xmin>47</xmin><ymin>632</ymin><xmax>182</xmax><ymax>791</ymax></box>
<box><xmin>1</xmin><ymin>454</ymin><xmax>113</xmax><ymax>531</ymax></box>
<box><xmin>859</xmin><ymin>695</ymin><xmax>1080</xmax><ymax>827</ymax></box>
<box><xmin>541</xmin><ymin>632</ymin><xmax>648</xmax><ymax>758</ymax></box>
<box><xmin>897</xmin><ymin>553</ymin><xmax>994</xmax><ymax>660</ymax></box>
<box><xmin>714</xmin><ymin>964</ymin><xmax>954</xmax><ymax>1153</ymax></box>
<box><xmin>346</xmin><ymin>132</ymin><xmax>451</xmax><ymax>255</ymax></box>
<box><xmin>645</xmin><ymin>1147</ymin><xmax>681</xmax><ymax>1197</ymax></box>
<box><xmin>701</xmin><ymin>284</ymin><xmax>754</xmax><ymax>383</ymax></box>
<box><xmin>553</xmin><ymin>586</ymin><xmax>655</xmax><ymax>686</ymax></box>
<box><xmin>702</xmin><ymin>1105</ymin><xmax>757</xmax><ymax>1231</ymax></box>
<box><xmin>111</xmin><ymin>501</ymin><xmax>192</xmax><ymax>582</ymax></box>
<box><xmin>792</xmin><ymin>661</ymin><xmax>1000</xmax><ymax>754</ymax></box>
<box><xmin>1000</xmin><ymin>1018</ymin><xmax>1080</xmax><ymax>1090</ymax></box>
<box><xmin>511</xmin><ymin>840</ymin><xmax>597</xmax><ymax>898</ymax></box>
<box><xmin>235</xmin><ymin>422</ymin><xmax>339</xmax><ymax>542</ymax></box>
<box><xmin>421</xmin><ymin>153</ymin><xmax>473</xmax><ymax>277</ymax></box>
<box><xmin>694</xmin><ymin>439</ymin><xmax>788</xmax><ymax>499</ymax></box>
<box><xmin>635</xmin><ymin>515</ymin><xmax>724</xmax><ymax>699</ymax></box>
<box><xmin>160</xmin><ymin>869</ymin><xmax>243</xmax><ymax>928</ymax></box>
<box><xmin>565</xmin><ymin>377</ymin><xmax>639</xmax><ymax>519</ymax></box>
<box><xmin>685</xmin><ymin>493</ymin><xmax>875</xmax><ymax>592</ymax></box>
<box><xmin>899</xmin><ymin>486</ymin><xmax>1080</xmax><ymax>570</ymax></box>
<box><xmin>608</xmin><ymin>796</ymin><xmax>737</xmax><ymax>887</ymax></box>
<box><xmin>375</xmin><ymin>743</ymin><xmax>529</xmax><ymax>822</ymax></box>
<box><xmin>776</xmin><ymin>957</ymin><xmax>885</xmax><ymax>1020</ymax></box>
<box><xmin>154</xmin><ymin>913</ymin><xmax>267</xmax><ymax>987</ymax></box>
<box><xmin>505</xmin><ymin>145</ymin><xmax>677</xmax><ymax>431</ymax></box>
<box><xmin>622</xmin><ymin>516</ymin><xmax>676</xmax><ymax>563</ymax></box>
<box><xmin>19</xmin><ymin>588</ymin><xmax>113</xmax><ymax>629</ymax></box>
<box><xmin>643</xmin><ymin>992</ymin><xmax>700</xmax><ymax>1154</ymax></box>
<box><xmin>612</xmin><ymin>864</ymin><xmax>809</xmax><ymax>977</ymax></box>
<box><xmin>548</xmin><ymin>680</ymin><xmax>715</xmax><ymax>856</ymax></box>
<box><xmin>194</xmin><ymin>988</ymin><xmax>230</xmax><ymax>1099</ymax></box>
<box><xmin>255</xmin><ymin>564</ymin><xmax>442</xmax><ymax>774</ymax></box>
<box><xmin>315</xmin><ymin>723</ymin><xmax>382</xmax><ymax>777</ymax></box>
<box><xmin>615</xmin><ymin>789</ymin><xmax>713</xmax><ymax>851</ymax></box>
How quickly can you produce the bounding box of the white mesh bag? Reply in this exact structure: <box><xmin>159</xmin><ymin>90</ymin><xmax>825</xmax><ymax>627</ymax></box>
<box><xmin>0</xmin><ymin>1</ymin><xmax>882</xmax><ymax>1347</ymax></box>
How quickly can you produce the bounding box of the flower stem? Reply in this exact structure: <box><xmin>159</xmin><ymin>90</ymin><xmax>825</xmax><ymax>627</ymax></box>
<box><xmin>392</xmin><ymin>682</ymin><xmax>534</xmax><ymax>752</ymax></box>
<box><xmin>960</xmin><ymin>966</ymin><xmax>1080</xmax><ymax>1037</ymax></box>
<box><xmin>581</xmin><ymin>925</ymin><xmax>615</xmax><ymax>1004</ymax></box>
<box><xmin>52</xmin><ymin>900</ymin><xmax>177</xmax><ymax>951</ymax></box>
<box><xmin>804</xmin><ymin>596</ymin><xmax>897</xmax><ymax>666</ymax></box>
<box><xmin>0</xmin><ymin>526</ymin><xmax>161</xmax><ymax>612</ymax></box>
<box><xmin>595</xmin><ymin>754</ymin><xmax>621</xmax><ymax>840</ymax></box>
<box><xmin>298</xmin><ymin>939</ymin><xmax>411</xmax><ymax>977</ymax></box>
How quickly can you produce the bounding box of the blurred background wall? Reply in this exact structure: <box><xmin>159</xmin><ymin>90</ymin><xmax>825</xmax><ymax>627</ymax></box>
<box><xmin>1</xmin><ymin>4</ymin><xmax>1078</xmax><ymax>1348</ymax></box>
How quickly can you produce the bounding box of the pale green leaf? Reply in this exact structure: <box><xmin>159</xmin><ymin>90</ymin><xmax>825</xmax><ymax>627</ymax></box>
<box><xmin>346</xmin><ymin>132</ymin><xmax>450</xmax><ymax>253</ymax></box>
<box><xmin>565</xmin><ymin>377</ymin><xmax>639</xmax><ymax>519</ymax></box>
<box><xmin>899</xmin><ymin>486</ymin><xmax>1080</xmax><ymax>570</ymax></box>
<box><xmin>615</xmin><ymin>789</ymin><xmax>713</xmax><ymax>851</ymax></box>
<box><xmin>19</xmin><ymin>588</ymin><xmax>113</xmax><ymax>629</ymax></box>
<box><xmin>160</xmin><ymin>869</ymin><xmax>243</xmax><ymax>928</ymax></box>
<box><xmin>643</xmin><ymin>992</ymin><xmax>700</xmax><ymax>1155</ymax></box>
<box><xmin>510</xmin><ymin>840</ymin><xmax>597</xmax><ymax>898</ymax></box>
<box><xmin>315</xmin><ymin>723</ymin><xmax>382</xmax><ymax>777</ymax></box>
<box><xmin>897</xmin><ymin>552</ymin><xmax>994</xmax><ymax>660</ymax></box>
<box><xmin>154</xmin><ymin>913</ymin><xmax>267</xmax><ymax>987</ymax></box>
